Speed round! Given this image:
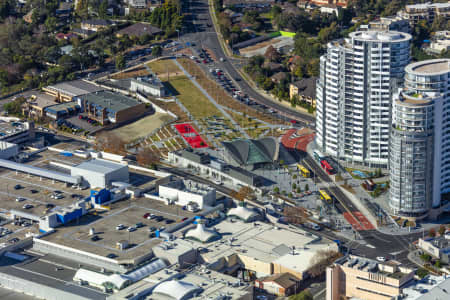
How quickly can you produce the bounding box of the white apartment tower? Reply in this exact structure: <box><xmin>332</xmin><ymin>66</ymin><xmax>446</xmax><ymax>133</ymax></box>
<box><xmin>389</xmin><ymin>59</ymin><xmax>450</xmax><ymax>219</ymax></box>
<box><xmin>316</xmin><ymin>31</ymin><xmax>411</xmax><ymax>168</ymax></box>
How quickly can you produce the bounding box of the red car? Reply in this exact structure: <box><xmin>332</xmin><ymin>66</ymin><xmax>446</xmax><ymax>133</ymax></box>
<box><xmin>143</xmin><ymin>213</ymin><xmax>150</xmax><ymax>219</ymax></box>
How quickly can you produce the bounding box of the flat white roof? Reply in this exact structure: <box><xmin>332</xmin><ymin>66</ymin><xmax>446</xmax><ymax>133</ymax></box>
<box><xmin>74</xmin><ymin>158</ymin><xmax>127</xmax><ymax>174</ymax></box>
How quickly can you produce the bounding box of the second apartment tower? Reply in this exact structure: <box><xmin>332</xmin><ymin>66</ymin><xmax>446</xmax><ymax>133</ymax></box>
<box><xmin>316</xmin><ymin>31</ymin><xmax>411</xmax><ymax>168</ymax></box>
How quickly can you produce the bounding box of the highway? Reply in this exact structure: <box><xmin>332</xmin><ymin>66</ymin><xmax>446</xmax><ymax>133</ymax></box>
<box><xmin>181</xmin><ymin>0</ymin><xmax>315</xmax><ymax>127</ymax></box>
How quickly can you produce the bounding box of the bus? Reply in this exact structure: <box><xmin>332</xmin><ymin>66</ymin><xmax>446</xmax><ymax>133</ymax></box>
<box><xmin>320</xmin><ymin>159</ymin><xmax>335</xmax><ymax>175</ymax></box>
<box><xmin>313</xmin><ymin>150</ymin><xmax>324</xmax><ymax>162</ymax></box>
<box><xmin>319</xmin><ymin>189</ymin><xmax>332</xmax><ymax>204</ymax></box>
<box><xmin>297</xmin><ymin>164</ymin><xmax>310</xmax><ymax>178</ymax></box>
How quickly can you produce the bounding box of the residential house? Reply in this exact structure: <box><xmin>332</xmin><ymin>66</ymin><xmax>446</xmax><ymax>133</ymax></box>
<box><xmin>80</xmin><ymin>19</ymin><xmax>114</xmax><ymax>32</ymax></box>
<box><xmin>289</xmin><ymin>77</ymin><xmax>316</xmax><ymax>107</ymax></box>
<box><xmin>271</xmin><ymin>72</ymin><xmax>287</xmax><ymax>84</ymax></box>
<box><xmin>311</xmin><ymin>0</ymin><xmax>347</xmax><ymax>8</ymax></box>
<box><xmin>427</xmin><ymin>31</ymin><xmax>450</xmax><ymax>54</ymax></box>
<box><xmin>116</xmin><ymin>23</ymin><xmax>162</xmax><ymax>39</ymax></box>
<box><xmin>255</xmin><ymin>273</ymin><xmax>301</xmax><ymax>296</ymax></box>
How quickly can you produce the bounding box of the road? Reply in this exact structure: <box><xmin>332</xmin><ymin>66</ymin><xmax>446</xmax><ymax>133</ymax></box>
<box><xmin>160</xmin><ymin>161</ymin><xmax>421</xmax><ymax>265</ymax></box>
<box><xmin>302</xmin><ymin>155</ymin><xmax>421</xmax><ymax>265</ymax></box>
<box><xmin>181</xmin><ymin>0</ymin><xmax>315</xmax><ymax>127</ymax></box>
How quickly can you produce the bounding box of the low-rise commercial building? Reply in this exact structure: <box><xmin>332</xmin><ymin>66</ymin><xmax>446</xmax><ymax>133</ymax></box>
<box><xmin>71</xmin><ymin>159</ymin><xmax>129</xmax><ymax>189</ymax></box>
<box><xmin>255</xmin><ymin>272</ymin><xmax>301</xmax><ymax>296</ymax></box>
<box><xmin>418</xmin><ymin>236</ymin><xmax>450</xmax><ymax>264</ymax></box>
<box><xmin>45</xmin><ymin>101</ymin><xmax>81</xmax><ymax>120</ymax></box>
<box><xmin>43</xmin><ymin>80</ymin><xmax>103</xmax><ymax>102</ymax></box>
<box><xmin>155</xmin><ymin>179</ymin><xmax>216</xmax><ymax>209</ymax></box>
<box><xmin>326</xmin><ymin>255</ymin><xmax>415</xmax><ymax>300</ymax></box>
<box><xmin>22</xmin><ymin>93</ymin><xmax>57</xmax><ymax>119</ymax></box>
<box><xmin>0</xmin><ymin>121</ymin><xmax>34</xmax><ymax>144</ymax></box>
<box><xmin>130</xmin><ymin>75</ymin><xmax>166</xmax><ymax>97</ymax></box>
<box><xmin>77</xmin><ymin>90</ymin><xmax>146</xmax><ymax>125</ymax></box>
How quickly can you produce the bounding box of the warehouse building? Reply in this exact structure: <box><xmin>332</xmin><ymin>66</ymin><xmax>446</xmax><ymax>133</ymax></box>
<box><xmin>22</xmin><ymin>92</ymin><xmax>57</xmax><ymax>119</ymax></box>
<box><xmin>77</xmin><ymin>90</ymin><xmax>146</xmax><ymax>125</ymax></box>
<box><xmin>43</xmin><ymin>80</ymin><xmax>103</xmax><ymax>102</ymax></box>
<box><xmin>71</xmin><ymin>159</ymin><xmax>129</xmax><ymax>188</ymax></box>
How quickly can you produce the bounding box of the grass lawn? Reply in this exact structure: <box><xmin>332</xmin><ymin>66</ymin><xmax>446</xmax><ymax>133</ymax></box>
<box><xmin>147</xmin><ymin>59</ymin><xmax>182</xmax><ymax>77</ymax></box>
<box><xmin>113</xmin><ymin>112</ymin><xmax>174</xmax><ymax>142</ymax></box>
<box><xmin>169</xmin><ymin>76</ymin><xmax>223</xmax><ymax>119</ymax></box>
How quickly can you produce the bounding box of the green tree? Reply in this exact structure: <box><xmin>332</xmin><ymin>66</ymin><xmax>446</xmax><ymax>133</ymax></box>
<box><xmin>417</xmin><ymin>268</ymin><xmax>429</xmax><ymax>279</ymax></box>
<box><xmin>44</xmin><ymin>17</ymin><xmax>58</xmax><ymax>33</ymax></box>
<box><xmin>115</xmin><ymin>55</ymin><xmax>125</xmax><ymax>70</ymax></box>
<box><xmin>289</xmin><ymin>290</ymin><xmax>313</xmax><ymax>300</ymax></box>
<box><xmin>99</xmin><ymin>0</ymin><xmax>108</xmax><ymax>18</ymax></box>
<box><xmin>273</xmin><ymin>187</ymin><xmax>279</xmax><ymax>193</ymax></box>
<box><xmin>152</xmin><ymin>45</ymin><xmax>162</xmax><ymax>57</ymax></box>
<box><xmin>305</xmin><ymin>184</ymin><xmax>309</xmax><ymax>191</ymax></box>
<box><xmin>435</xmin><ymin>260</ymin><xmax>442</xmax><ymax>268</ymax></box>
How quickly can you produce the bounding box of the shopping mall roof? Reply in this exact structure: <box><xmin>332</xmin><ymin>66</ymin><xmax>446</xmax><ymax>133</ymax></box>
<box><xmin>73</xmin><ymin>158</ymin><xmax>127</xmax><ymax>175</ymax></box>
<box><xmin>152</xmin><ymin>280</ymin><xmax>201</xmax><ymax>300</ymax></box>
<box><xmin>227</xmin><ymin>205</ymin><xmax>260</xmax><ymax>222</ymax></box>
<box><xmin>185</xmin><ymin>223</ymin><xmax>219</xmax><ymax>243</ymax></box>
<box><xmin>222</xmin><ymin>137</ymin><xmax>279</xmax><ymax>165</ymax></box>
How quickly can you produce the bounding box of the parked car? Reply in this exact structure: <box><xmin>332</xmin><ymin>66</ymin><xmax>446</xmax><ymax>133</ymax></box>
<box><xmin>14</xmin><ymin>184</ymin><xmax>22</xmax><ymax>190</ymax></box>
<box><xmin>15</xmin><ymin>197</ymin><xmax>26</xmax><ymax>202</ymax></box>
<box><xmin>116</xmin><ymin>224</ymin><xmax>126</xmax><ymax>230</ymax></box>
<box><xmin>91</xmin><ymin>235</ymin><xmax>100</xmax><ymax>241</ymax></box>
<box><xmin>106</xmin><ymin>253</ymin><xmax>117</xmax><ymax>259</ymax></box>
<box><xmin>135</xmin><ymin>222</ymin><xmax>144</xmax><ymax>228</ymax></box>
<box><xmin>143</xmin><ymin>213</ymin><xmax>150</xmax><ymax>219</ymax></box>
<box><xmin>30</xmin><ymin>189</ymin><xmax>38</xmax><ymax>194</ymax></box>
<box><xmin>23</xmin><ymin>204</ymin><xmax>33</xmax><ymax>209</ymax></box>
<box><xmin>127</xmin><ymin>226</ymin><xmax>136</xmax><ymax>232</ymax></box>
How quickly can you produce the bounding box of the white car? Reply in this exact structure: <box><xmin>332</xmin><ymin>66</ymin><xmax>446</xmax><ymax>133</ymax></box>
<box><xmin>116</xmin><ymin>224</ymin><xmax>126</xmax><ymax>230</ymax></box>
<box><xmin>127</xmin><ymin>226</ymin><xmax>136</xmax><ymax>232</ymax></box>
<box><xmin>15</xmin><ymin>197</ymin><xmax>26</xmax><ymax>202</ymax></box>
<box><xmin>376</xmin><ymin>256</ymin><xmax>387</xmax><ymax>262</ymax></box>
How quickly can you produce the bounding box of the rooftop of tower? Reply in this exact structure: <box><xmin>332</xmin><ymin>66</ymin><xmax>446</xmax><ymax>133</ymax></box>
<box><xmin>350</xmin><ymin>30</ymin><xmax>412</xmax><ymax>42</ymax></box>
<box><xmin>406</xmin><ymin>59</ymin><xmax>450</xmax><ymax>76</ymax></box>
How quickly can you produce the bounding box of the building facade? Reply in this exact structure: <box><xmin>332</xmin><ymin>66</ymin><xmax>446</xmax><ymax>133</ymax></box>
<box><xmin>315</xmin><ymin>31</ymin><xmax>411</xmax><ymax>169</ymax></box>
<box><xmin>389</xmin><ymin>59</ymin><xmax>450</xmax><ymax>219</ymax></box>
<box><xmin>398</xmin><ymin>2</ymin><xmax>450</xmax><ymax>26</ymax></box>
<box><xmin>326</xmin><ymin>255</ymin><xmax>415</xmax><ymax>300</ymax></box>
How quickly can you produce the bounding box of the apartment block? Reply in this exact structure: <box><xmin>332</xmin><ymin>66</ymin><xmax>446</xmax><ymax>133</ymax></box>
<box><xmin>398</xmin><ymin>2</ymin><xmax>450</xmax><ymax>26</ymax></box>
<box><xmin>315</xmin><ymin>31</ymin><xmax>411</xmax><ymax>169</ymax></box>
<box><xmin>389</xmin><ymin>59</ymin><xmax>450</xmax><ymax>219</ymax></box>
<box><xmin>326</xmin><ymin>255</ymin><xmax>415</xmax><ymax>300</ymax></box>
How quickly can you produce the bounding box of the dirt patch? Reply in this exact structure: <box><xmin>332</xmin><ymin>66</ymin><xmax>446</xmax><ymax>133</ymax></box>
<box><xmin>239</xmin><ymin>37</ymin><xmax>283</xmax><ymax>53</ymax></box>
<box><xmin>113</xmin><ymin>112</ymin><xmax>175</xmax><ymax>142</ymax></box>
<box><xmin>111</xmin><ymin>66</ymin><xmax>150</xmax><ymax>79</ymax></box>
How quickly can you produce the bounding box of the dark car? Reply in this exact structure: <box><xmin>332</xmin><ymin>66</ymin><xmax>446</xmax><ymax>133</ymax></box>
<box><xmin>14</xmin><ymin>184</ymin><xmax>22</xmax><ymax>190</ymax></box>
<box><xmin>165</xmin><ymin>219</ymin><xmax>174</xmax><ymax>224</ymax></box>
<box><xmin>46</xmin><ymin>203</ymin><xmax>55</xmax><ymax>208</ymax></box>
<box><xmin>106</xmin><ymin>253</ymin><xmax>117</xmax><ymax>258</ymax></box>
<box><xmin>91</xmin><ymin>235</ymin><xmax>100</xmax><ymax>241</ymax></box>
<box><xmin>30</xmin><ymin>189</ymin><xmax>38</xmax><ymax>194</ymax></box>
<box><xmin>155</xmin><ymin>216</ymin><xmax>164</xmax><ymax>222</ymax></box>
